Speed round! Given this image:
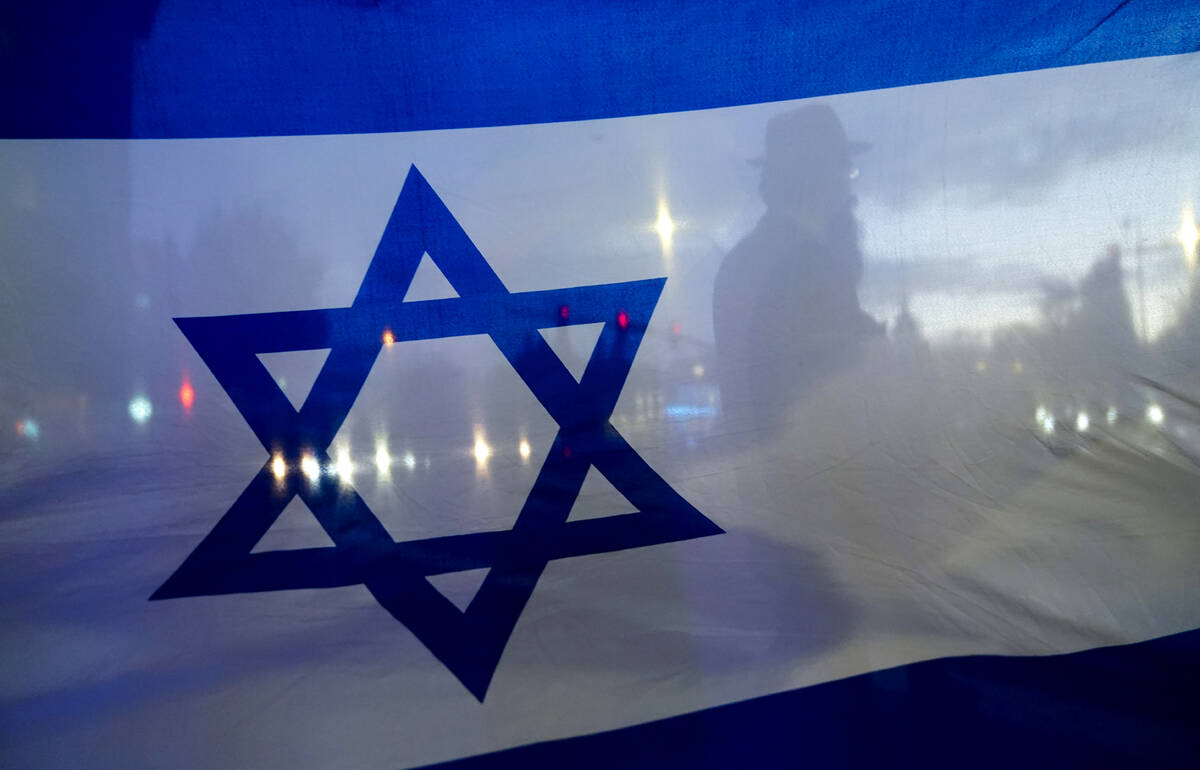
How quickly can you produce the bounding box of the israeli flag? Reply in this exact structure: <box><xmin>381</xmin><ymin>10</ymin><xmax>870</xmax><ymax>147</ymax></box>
<box><xmin>3</xmin><ymin>2</ymin><xmax>1199</xmax><ymax>767</ymax></box>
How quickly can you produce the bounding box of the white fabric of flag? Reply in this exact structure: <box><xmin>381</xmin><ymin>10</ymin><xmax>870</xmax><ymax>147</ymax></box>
<box><xmin>2</xmin><ymin>51</ymin><xmax>1200</xmax><ymax>768</ymax></box>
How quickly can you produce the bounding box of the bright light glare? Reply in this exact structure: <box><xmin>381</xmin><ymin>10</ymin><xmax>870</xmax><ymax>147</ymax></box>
<box><xmin>271</xmin><ymin>454</ymin><xmax>287</xmax><ymax>480</ymax></box>
<box><xmin>1179</xmin><ymin>204</ymin><xmax>1199</xmax><ymax>271</ymax></box>
<box><xmin>1035</xmin><ymin>405</ymin><xmax>1048</xmax><ymax>424</ymax></box>
<box><xmin>473</xmin><ymin>437</ymin><xmax>491</xmax><ymax>464</ymax></box>
<box><xmin>335</xmin><ymin>447</ymin><xmax>354</xmax><ymax>479</ymax></box>
<box><xmin>128</xmin><ymin>395</ymin><xmax>153</xmax><ymax>425</ymax></box>
<box><xmin>382</xmin><ymin>328</ymin><xmax>395</xmax><ymax>346</ymax></box>
<box><xmin>1075</xmin><ymin>412</ymin><xmax>1089</xmax><ymax>432</ymax></box>
<box><xmin>375</xmin><ymin>445</ymin><xmax>392</xmax><ymax>474</ymax></box>
<box><xmin>655</xmin><ymin>201</ymin><xmax>675</xmax><ymax>251</ymax></box>
<box><xmin>518</xmin><ymin>439</ymin><xmax>531</xmax><ymax>460</ymax></box>
<box><xmin>17</xmin><ymin>418</ymin><xmax>40</xmax><ymax>440</ymax></box>
<box><xmin>1147</xmin><ymin>403</ymin><xmax>1164</xmax><ymax>425</ymax></box>
<box><xmin>1041</xmin><ymin>415</ymin><xmax>1055</xmax><ymax>435</ymax></box>
<box><xmin>692</xmin><ymin>364</ymin><xmax>705</xmax><ymax>379</ymax></box>
<box><xmin>403</xmin><ymin>452</ymin><xmax>416</xmax><ymax>470</ymax></box>
<box><xmin>300</xmin><ymin>453</ymin><xmax>321</xmax><ymax>481</ymax></box>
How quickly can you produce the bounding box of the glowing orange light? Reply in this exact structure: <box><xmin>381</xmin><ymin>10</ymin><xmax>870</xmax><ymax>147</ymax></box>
<box><xmin>382</xmin><ymin>329</ymin><xmax>395</xmax><ymax>345</ymax></box>
<box><xmin>179</xmin><ymin>380</ymin><xmax>195</xmax><ymax>411</ymax></box>
<box><xmin>616</xmin><ymin>310</ymin><xmax>630</xmax><ymax>330</ymax></box>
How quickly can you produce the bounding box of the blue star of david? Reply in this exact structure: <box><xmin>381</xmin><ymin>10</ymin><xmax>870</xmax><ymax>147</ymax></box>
<box><xmin>152</xmin><ymin>166</ymin><xmax>723</xmax><ymax>700</ymax></box>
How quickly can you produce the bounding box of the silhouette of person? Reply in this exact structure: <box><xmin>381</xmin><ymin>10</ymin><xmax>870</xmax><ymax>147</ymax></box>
<box><xmin>713</xmin><ymin>104</ymin><xmax>883</xmax><ymax>434</ymax></box>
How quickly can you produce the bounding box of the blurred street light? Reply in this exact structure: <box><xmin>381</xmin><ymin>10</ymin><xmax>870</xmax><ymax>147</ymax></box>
<box><xmin>655</xmin><ymin>200</ymin><xmax>675</xmax><ymax>256</ymax></box>
<box><xmin>179</xmin><ymin>380</ymin><xmax>195</xmax><ymax>412</ymax></box>
<box><xmin>300</xmin><ymin>453</ymin><xmax>321</xmax><ymax>481</ymax></box>
<box><xmin>375</xmin><ymin>444</ymin><xmax>392</xmax><ymax>475</ymax></box>
<box><xmin>1179</xmin><ymin>204</ymin><xmax>1199</xmax><ymax>271</ymax></box>
<box><xmin>335</xmin><ymin>447</ymin><xmax>354</xmax><ymax>480</ymax></box>
<box><xmin>128</xmin><ymin>395</ymin><xmax>153</xmax><ymax>425</ymax></box>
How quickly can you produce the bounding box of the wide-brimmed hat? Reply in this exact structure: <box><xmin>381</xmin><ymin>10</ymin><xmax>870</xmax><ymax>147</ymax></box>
<box><xmin>749</xmin><ymin>103</ymin><xmax>870</xmax><ymax>167</ymax></box>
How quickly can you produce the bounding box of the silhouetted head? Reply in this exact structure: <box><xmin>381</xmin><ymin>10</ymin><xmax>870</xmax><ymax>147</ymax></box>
<box><xmin>752</xmin><ymin>104</ymin><xmax>868</xmax><ymax>227</ymax></box>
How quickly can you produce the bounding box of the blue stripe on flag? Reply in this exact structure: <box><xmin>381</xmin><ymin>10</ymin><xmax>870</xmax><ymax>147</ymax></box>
<box><xmin>422</xmin><ymin>627</ymin><xmax>1200</xmax><ymax>769</ymax></box>
<box><xmin>2</xmin><ymin>0</ymin><xmax>1198</xmax><ymax>138</ymax></box>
